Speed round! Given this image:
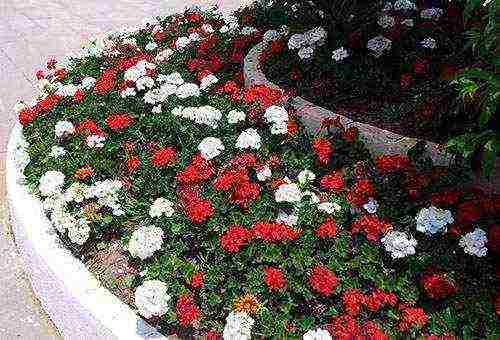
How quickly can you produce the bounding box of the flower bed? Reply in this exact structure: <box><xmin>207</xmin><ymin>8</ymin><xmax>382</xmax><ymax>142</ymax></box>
<box><xmin>11</xmin><ymin>4</ymin><xmax>500</xmax><ymax>339</ymax></box>
<box><xmin>240</xmin><ymin>0</ymin><xmax>493</xmax><ymax>143</ymax></box>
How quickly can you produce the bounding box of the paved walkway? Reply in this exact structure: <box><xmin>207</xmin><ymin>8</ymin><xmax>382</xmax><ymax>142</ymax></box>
<box><xmin>0</xmin><ymin>1</ymin><xmax>248</xmax><ymax>338</ymax></box>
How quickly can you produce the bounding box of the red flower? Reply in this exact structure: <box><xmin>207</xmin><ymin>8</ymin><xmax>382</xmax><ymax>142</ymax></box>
<box><xmin>414</xmin><ymin>59</ymin><xmax>428</xmax><ymax>75</ymax></box>
<box><xmin>176</xmin><ymin>294</ymin><xmax>200</xmax><ymax>327</ymax></box>
<box><xmin>54</xmin><ymin>68</ymin><xmax>68</xmax><ymax>81</ymax></box>
<box><xmin>213</xmin><ymin>169</ymin><xmax>249</xmax><ymax>191</ymax></box>
<box><xmin>251</xmin><ymin>222</ymin><xmax>301</xmax><ymax>243</ymax></box>
<box><xmin>36</xmin><ymin>94</ymin><xmax>61</xmax><ymax>113</ymax></box>
<box><xmin>222</xmin><ymin>80</ymin><xmax>239</xmax><ymax>94</ymax></box>
<box><xmin>309</xmin><ymin>265</ymin><xmax>340</xmax><ymax>296</ymax></box>
<box><xmin>220</xmin><ymin>225</ymin><xmax>251</xmax><ymax>253</ymax></box>
<box><xmin>187</xmin><ymin>12</ymin><xmax>201</xmax><ymax>22</ymax></box>
<box><xmin>312</xmin><ymin>138</ymin><xmax>333</xmax><ymax>165</ymax></box>
<box><xmin>342</xmin><ymin>289</ymin><xmax>367</xmax><ymax>316</ymax></box>
<box><xmin>190</xmin><ymin>272</ymin><xmax>205</xmax><ymax>289</ymax></box>
<box><xmin>106</xmin><ymin>113</ymin><xmax>135</xmax><ymax>131</ymax></box>
<box><xmin>320</xmin><ymin>172</ymin><xmax>345</xmax><ymax>192</ymax></box>
<box><xmin>342</xmin><ymin>127</ymin><xmax>359</xmax><ymax>143</ymax></box>
<box><xmin>363</xmin><ymin>321</ymin><xmax>389</xmax><ymax>340</ymax></box>
<box><xmin>347</xmin><ymin>179</ymin><xmax>376</xmax><ymax>207</ymax></box>
<box><xmin>35</xmin><ymin>70</ymin><xmax>45</xmax><ymax>80</ymax></box>
<box><xmin>153</xmin><ymin>30</ymin><xmax>166</xmax><ymax>43</ymax></box>
<box><xmin>18</xmin><ymin>107</ymin><xmax>37</xmax><ymax>126</ymax></box>
<box><xmin>375</xmin><ymin>154</ymin><xmax>411</xmax><ymax>174</ymax></box>
<box><xmin>151</xmin><ymin>147</ymin><xmax>177</xmax><ymax>167</ymax></box>
<box><xmin>46</xmin><ymin>58</ymin><xmax>57</xmax><ymax>69</ymax></box>
<box><xmin>243</xmin><ymin>85</ymin><xmax>283</xmax><ymax>108</ymax></box>
<box><xmin>456</xmin><ymin>201</ymin><xmax>482</xmax><ymax>224</ymax></box>
<box><xmin>76</xmin><ymin>120</ymin><xmax>102</xmax><ymax>135</ymax></box>
<box><xmin>206</xmin><ymin>330</ymin><xmax>221</xmax><ymax>340</ymax></box>
<box><xmin>315</xmin><ymin>218</ymin><xmax>338</xmax><ymax>239</ymax></box>
<box><xmin>365</xmin><ymin>289</ymin><xmax>397</xmax><ymax>312</ymax></box>
<box><xmin>127</xmin><ymin>156</ymin><xmax>140</xmax><ymax>172</ymax></box>
<box><xmin>177</xmin><ymin>154</ymin><xmax>214</xmax><ymax>184</ymax></box>
<box><xmin>431</xmin><ymin>190</ymin><xmax>462</xmax><ymax>207</ymax></box>
<box><xmin>421</xmin><ymin>273</ymin><xmax>457</xmax><ymax>300</ymax></box>
<box><xmin>183</xmin><ymin>198</ymin><xmax>214</xmax><ymax>224</ymax></box>
<box><xmin>231</xmin><ymin>181</ymin><xmax>261</xmax><ymax>208</ymax></box>
<box><xmin>351</xmin><ymin>215</ymin><xmax>392</xmax><ymax>242</ymax></box>
<box><xmin>73</xmin><ymin>89</ymin><xmax>85</xmax><ymax>103</ymax></box>
<box><xmin>328</xmin><ymin>315</ymin><xmax>361</xmax><ymax>339</ymax></box>
<box><xmin>398</xmin><ymin>307</ymin><xmax>428</xmax><ymax>332</ymax></box>
<box><xmin>75</xmin><ymin>166</ymin><xmax>93</xmax><ymax>180</ymax></box>
<box><xmin>94</xmin><ymin>68</ymin><xmax>118</xmax><ymax>95</ymax></box>
<box><xmin>263</xmin><ymin>267</ymin><xmax>287</xmax><ymax>291</ymax></box>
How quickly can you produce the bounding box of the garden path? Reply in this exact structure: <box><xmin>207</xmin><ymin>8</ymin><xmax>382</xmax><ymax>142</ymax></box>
<box><xmin>0</xmin><ymin>1</ymin><xmax>249</xmax><ymax>338</ymax></box>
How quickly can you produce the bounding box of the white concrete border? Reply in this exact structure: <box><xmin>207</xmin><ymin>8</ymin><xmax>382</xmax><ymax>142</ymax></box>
<box><xmin>6</xmin><ymin>123</ymin><xmax>167</xmax><ymax>340</ymax></box>
<box><xmin>244</xmin><ymin>41</ymin><xmax>451</xmax><ymax>166</ymax></box>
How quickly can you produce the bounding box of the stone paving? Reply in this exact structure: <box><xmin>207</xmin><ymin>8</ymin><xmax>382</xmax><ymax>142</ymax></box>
<box><xmin>0</xmin><ymin>1</ymin><xmax>249</xmax><ymax>338</ymax></box>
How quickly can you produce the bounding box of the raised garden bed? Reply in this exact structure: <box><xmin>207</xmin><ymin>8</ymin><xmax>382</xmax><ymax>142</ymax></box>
<box><xmin>7</xmin><ymin>4</ymin><xmax>500</xmax><ymax>339</ymax></box>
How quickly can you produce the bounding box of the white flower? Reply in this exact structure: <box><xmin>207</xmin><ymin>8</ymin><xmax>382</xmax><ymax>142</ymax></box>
<box><xmin>265</xmin><ymin>105</ymin><xmax>288</xmax><ymax>125</ymax></box>
<box><xmin>155</xmin><ymin>48</ymin><xmax>174</xmax><ymax>63</ymax></box>
<box><xmin>305</xmin><ymin>27</ymin><xmax>327</xmax><ymax>47</ymax></box>
<box><xmin>198</xmin><ymin>137</ymin><xmax>225</xmax><ymax>160</ymax></box>
<box><xmin>145</xmin><ymin>41</ymin><xmax>157</xmax><ymax>51</ymax></box>
<box><xmin>263</xmin><ymin>30</ymin><xmax>280</xmax><ymax>42</ymax></box>
<box><xmin>136</xmin><ymin>76</ymin><xmax>155</xmax><ymax>91</ymax></box>
<box><xmin>227</xmin><ymin>110</ymin><xmax>246</xmax><ymax>124</ymax></box>
<box><xmin>188</xmin><ymin>32</ymin><xmax>200</xmax><ymax>42</ymax></box>
<box><xmin>56</xmin><ymin>84</ymin><xmax>78</xmax><ymax>97</ymax></box>
<box><xmin>318</xmin><ymin>202</ymin><xmax>341</xmax><ymax>214</ymax></box>
<box><xmin>236</xmin><ymin>128</ymin><xmax>262</xmax><ymax>150</ymax></box>
<box><xmin>331</xmin><ymin>46</ymin><xmax>349</xmax><ymax>62</ymax></box>
<box><xmin>200</xmin><ymin>74</ymin><xmax>219</xmax><ymax>91</ymax></box>
<box><xmin>176</xmin><ymin>83</ymin><xmax>200</xmax><ymax>99</ymax></box>
<box><xmin>49</xmin><ymin>146</ymin><xmax>66</xmax><ymax>158</ymax></box>
<box><xmin>288</xmin><ymin>33</ymin><xmax>307</xmax><ymax>50</ymax></box>
<box><xmin>421</xmin><ymin>8</ymin><xmax>443</xmax><ymax>20</ymax></box>
<box><xmin>256</xmin><ymin>165</ymin><xmax>272</xmax><ymax>182</ymax></box>
<box><xmin>55</xmin><ymin>120</ymin><xmax>75</xmax><ymax>137</ymax></box>
<box><xmin>149</xmin><ymin>198</ymin><xmax>175</xmax><ymax>218</ymax></box>
<box><xmin>67</xmin><ymin>218</ymin><xmax>91</xmax><ymax>245</ymax></box>
<box><xmin>13</xmin><ymin>101</ymin><xmax>28</xmax><ymax>113</ymax></box>
<box><xmin>121</xmin><ymin>87</ymin><xmax>137</xmax><ymax>98</ymax></box>
<box><xmin>134</xmin><ymin>280</ymin><xmax>171</xmax><ymax>319</ymax></box>
<box><xmin>275</xmin><ymin>183</ymin><xmax>302</xmax><ymax>203</ymax></box>
<box><xmin>363</xmin><ymin>198</ymin><xmax>378</xmax><ymax>214</ymax></box>
<box><xmin>175</xmin><ymin>36</ymin><xmax>191</xmax><ymax>49</ymax></box>
<box><xmin>276</xmin><ymin>210</ymin><xmax>298</xmax><ymax>226</ymax></box>
<box><xmin>64</xmin><ymin>182</ymin><xmax>89</xmax><ymax>203</ymax></box>
<box><xmin>367</xmin><ymin>36</ymin><xmax>392</xmax><ymax>58</ymax></box>
<box><xmin>394</xmin><ymin>0</ymin><xmax>417</xmax><ymax>11</ymax></box>
<box><xmin>416</xmin><ymin>206</ymin><xmax>454</xmax><ymax>235</ymax></box>
<box><xmin>303</xmin><ymin>328</ymin><xmax>332</xmax><ymax>340</ymax></box>
<box><xmin>241</xmin><ymin>26</ymin><xmax>258</xmax><ymax>35</ymax></box>
<box><xmin>421</xmin><ymin>37</ymin><xmax>437</xmax><ymax>49</ymax></box>
<box><xmin>128</xmin><ymin>225</ymin><xmax>164</xmax><ymax>260</ymax></box>
<box><xmin>402</xmin><ymin>19</ymin><xmax>414</xmax><ymax>27</ymax></box>
<box><xmin>459</xmin><ymin>228</ymin><xmax>488</xmax><ymax>257</ymax></box>
<box><xmin>378</xmin><ymin>14</ymin><xmax>396</xmax><ymax>29</ymax></box>
<box><xmin>202</xmin><ymin>24</ymin><xmax>214</xmax><ymax>33</ymax></box>
<box><xmin>152</xmin><ymin>104</ymin><xmax>162</xmax><ymax>114</ymax></box>
<box><xmin>39</xmin><ymin>171</ymin><xmax>65</xmax><ymax>196</ymax></box>
<box><xmin>298</xmin><ymin>170</ymin><xmax>316</xmax><ymax>185</ymax></box>
<box><xmin>86</xmin><ymin>134</ymin><xmax>105</xmax><ymax>148</ymax></box>
<box><xmin>298</xmin><ymin>46</ymin><xmax>314</xmax><ymax>60</ymax></box>
<box><xmin>381</xmin><ymin>231</ymin><xmax>417</xmax><ymax>259</ymax></box>
<box><xmin>223</xmin><ymin>312</ymin><xmax>254</xmax><ymax>340</ymax></box>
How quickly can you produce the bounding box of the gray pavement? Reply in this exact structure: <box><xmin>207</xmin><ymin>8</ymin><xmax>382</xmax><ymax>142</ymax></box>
<box><xmin>0</xmin><ymin>1</ymin><xmax>249</xmax><ymax>338</ymax></box>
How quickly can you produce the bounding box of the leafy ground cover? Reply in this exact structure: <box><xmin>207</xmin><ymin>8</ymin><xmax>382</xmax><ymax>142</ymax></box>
<box><xmin>13</xmin><ymin>4</ymin><xmax>499</xmax><ymax>339</ymax></box>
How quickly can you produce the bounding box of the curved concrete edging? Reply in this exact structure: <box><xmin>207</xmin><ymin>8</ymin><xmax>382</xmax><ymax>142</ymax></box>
<box><xmin>244</xmin><ymin>41</ymin><xmax>451</xmax><ymax>165</ymax></box>
<box><xmin>6</xmin><ymin>123</ymin><xmax>167</xmax><ymax>340</ymax></box>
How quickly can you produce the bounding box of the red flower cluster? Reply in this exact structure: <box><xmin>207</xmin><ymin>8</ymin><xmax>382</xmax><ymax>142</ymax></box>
<box><xmin>21</xmin><ymin>93</ymin><xmax>62</xmax><ymax>125</ymax></box>
<box><xmin>341</xmin><ymin>289</ymin><xmax>397</xmax><ymax>316</ymax></box>
<box><xmin>76</xmin><ymin>120</ymin><xmax>103</xmax><ymax>135</ymax></box>
<box><xmin>190</xmin><ymin>272</ymin><xmax>205</xmax><ymax>289</ymax></box>
<box><xmin>315</xmin><ymin>218</ymin><xmax>338</xmax><ymax>238</ymax></box>
<box><xmin>309</xmin><ymin>265</ymin><xmax>340</xmax><ymax>296</ymax></box>
<box><xmin>251</xmin><ymin>222</ymin><xmax>301</xmax><ymax>243</ymax></box>
<box><xmin>398</xmin><ymin>307</ymin><xmax>428</xmax><ymax>332</ymax></box>
<box><xmin>213</xmin><ymin>168</ymin><xmax>261</xmax><ymax>208</ymax></box>
<box><xmin>347</xmin><ymin>179</ymin><xmax>376</xmax><ymax>207</ymax></box>
<box><xmin>375</xmin><ymin>155</ymin><xmax>411</xmax><ymax>174</ymax></box>
<box><xmin>151</xmin><ymin>147</ymin><xmax>177</xmax><ymax>167</ymax></box>
<box><xmin>243</xmin><ymin>84</ymin><xmax>283</xmax><ymax>108</ymax></box>
<box><xmin>127</xmin><ymin>156</ymin><xmax>141</xmax><ymax>172</ymax></box>
<box><xmin>342</xmin><ymin>126</ymin><xmax>359</xmax><ymax>143</ymax></box>
<box><xmin>19</xmin><ymin>107</ymin><xmax>37</xmax><ymax>126</ymax></box>
<box><xmin>351</xmin><ymin>215</ymin><xmax>392</xmax><ymax>242</ymax></box>
<box><xmin>263</xmin><ymin>267</ymin><xmax>287</xmax><ymax>291</ymax></box>
<box><xmin>320</xmin><ymin>172</ymin><xmax>345</xmax><ymax>192</ymax></box>
<box><xmin>177</xmin><ymin>154</ymin><xmax>214</xmax><ymax>184</ymax></box>
<box><xmin>312</xmin><ymin>138</ymin><xmax>333</xmax><ymax>165</ymax></box>
<box><xmin>94</xmin><ymin>68</ymin><xmax>118</xmax><ymax>95</ymax></box>
<box><xmin>328</xmin><ymin>315</ymin><xmax>388</xmax><ymax>340</ymax></box>
<box><xmin>178</xmin><ymin>185</ymin><xmax>214</xmax><ymax>224</ymax></box>
<box><xmin>231</xmin><ymin>181</ymin><xmax>261</xmax><ymax>208</ymax></box>
<box><xmin>105</xmin><ymin>113</ymin><xmax>135</xmax><ymax>131</ymax></box>
<box><xmin>176</xmin><ymin>294</ymin><xmax>200</xmax><ymax>327</ymax></box>
<box><xmin>421</xmin><ymin>273</ymin><xmax>457</xmax><ymax>300</ymax></box>
<box><xmin>220</xmin><ymin>225</ymin><xmax>251</xmax><ymax>253</ymax></box>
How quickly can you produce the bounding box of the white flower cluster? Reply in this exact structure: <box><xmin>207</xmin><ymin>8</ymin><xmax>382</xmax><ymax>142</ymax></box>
<box><xmin>128</xmin><ymin>225</ymin><xmax>164</xmax><ymax>260</ymax></box>
<box><xmin>381</xmin><ymin>230</ymin><xmax>418</xmax><ymax>259</ymax></box>
<box><xmin>393</xmin><ymin>0</ymin><xmax>417</xmax><ymax>11</ymax></box>
<box><xmin>275</xmin><ymin>183</ymin><xmax>303</xmax><ymax>203</ymax></box>
<box><xmin>236</xmin><ymin>128</ymin><xmax>262</xmax><ymax>150</ymax></box>
<box><xmin>378</xmin><ymin>14</ymin><xmax>396</xmax><ymax>29</ymax></box>
<box><xmin>155</xmin><ymin>48</ymin><xmax>174</xmax><ymax>63</ymax></box>
<box><xmin>39</xmin><ymin>171</ymin><xmax>66</xmax><ymax>196</ymax></box>
<box><xmin>144</xmin><ymin>72</ymin><xmax>200</xmax><ymax>105</ymax></box>
<box><xmin>331</xmin><ymin>46</ymin><xmax>349</xmax><ymax>62</ymax></box>
<box><xmin>134</xmin><ymin>280</ymin><xmax>171</xmax><ymax>319</ymax></box>
<box><xmin>318</xmin><ymin>201</ymin><xmax>342</xmax><ymax>214</ymax></box>
<box><xmin>227</xmin><ymin>110</ymin><xmax>246</xmax><ymax>124</ymax></box>
<box><xmin>198</xmin><ymin>137</ymin><xmax>225</xmax><ymax>160</ymax></box>
<box><xmin>54</xmin><ymin>120</ymin><xmax>75</xmax><ymax>138</ymax></box>
<box><xmin>367</xmin><ymin>36</ymin><xmax>392</xmax><ymax>58</ymax></box>
<box><xmin>416</xmin><ymin>206</ymin><xmax>454</xmax><ymax>235</ymax></box>
<box><xmin>264</xmin><ymin>106</ymin><xmax>289</xmax><ymax>135</ymax></box>
<box><xmin>55</xmin><ymin>83</ymin><xmax>79</xmax><ymax>97</ymax></box>
<box><xmin>303</xmin><ymin>328</ymin><xmax>332</xmax><ymax>340</ymax></box>
<box><xmin>49</xmin><ymin>145</ymin><xmax>66</xmax><ymax>158</ymax></box>
<box><xmin>86</xmin><ymin>134</ymin><xmax>106</xmax><ymax>149</ymax></box>
<box><xmin>459</xmin><ymin>228</ymin><xmax>488</xmax><ymax>257</ymax></box>
<box><xmin>200</xmin><ymin>74</ymin><xmax>219</xmax><ymax>91</ymax></box>
<box><xmin>172</xmin><ymin>105</ymin><xmax>222</xmax><ymax>128</ymax></box>
<box><xmin>223</xmin><ymin>312</ymin><xmax>255</xmax><ymax>340</ymax></box>
<box><xmin>363</xmin><ymin>198</ymin><xmax>379</xmax><ymax>214</ymax></box>
<box><xmin>420</xmin><ymin>37</ymin><xmax>437</xmax><ymax>49</ymax></box>
<box><xmin>276</xmin><ymin>210</ymin><xmax>298</xmax><ymax>226</ymax></box>
<box><xmin>122</xmin><ymin>60</ymin><xmax>157</xmax><ymax>97</ymax></box>
<box><xmin>149</xmin><ymin>198</ymin><xmax>175</xmax><ymax>218</ymax></box>
<box><xmin>288</xmin><ymin>27</ymin><xmax>327</xmax><ymax>60</ymax></box>
<box><xmin>420</xmin><ymin>8</ymin><xmax>443</xmax><ymax>20</ymax></box>
<box><xmin>298</xmin><ymin>169</ymin><xmax>316</xmax><ymax>185</ymax></box>
<box><xmin>256</xmin><ymin>165</ymin><xmax>272</xmax><ymax>182</ymax></box>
